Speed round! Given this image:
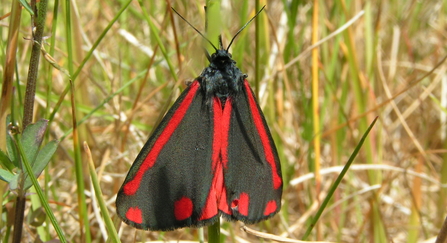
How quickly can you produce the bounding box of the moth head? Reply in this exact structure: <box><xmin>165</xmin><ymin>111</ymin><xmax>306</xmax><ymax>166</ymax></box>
<box><xmin>210</xmin><ymin>49</ymin><xmax>234</xmax><ymax>68</ymax></box>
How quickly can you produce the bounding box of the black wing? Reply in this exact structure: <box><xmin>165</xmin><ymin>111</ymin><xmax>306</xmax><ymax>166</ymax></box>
<box><xmin>116</xmin><ymin>81</ymin><xmax>220</xmax><ymax>231</ymax></box>
<box><xmin>220</xmin><ymin>80</ymin><xmax>282</xmax><ymax>223</ymax></box>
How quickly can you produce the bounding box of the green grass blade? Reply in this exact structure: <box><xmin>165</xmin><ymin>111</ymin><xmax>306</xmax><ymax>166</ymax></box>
<box><xmin>302</xmin><ymin>116</ymin><xmax>378</xmax><ymax>240</ymax></box>
<box><xmin>84</xmin><ymin>142</ymin><xmax>120</xmax><ymax>243</ymax></box>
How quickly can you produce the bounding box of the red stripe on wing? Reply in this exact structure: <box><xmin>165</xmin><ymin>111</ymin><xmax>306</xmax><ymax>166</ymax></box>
<box><xmin>243</xmin><ymin>80</ymin><xmax>282</xmax><ymax>190</ymax></box>
<box><xmin>123</xmin><ymin>81</ymin><xmax>200</xmax><ymax>195</ymax></box>
<box><xmin>198</xmin><ymin>96</ymin><xmax>236</xmax><ymax>219</ymax></box>
<box><xmin>218</xmin><ymin>97</ymin><xmax>233</xmax><ymax>214</ymax></box>
<box><xmin>199</xmin><ymin>97</ymin><xmax>225</xmax><ymax>220</ymax></box>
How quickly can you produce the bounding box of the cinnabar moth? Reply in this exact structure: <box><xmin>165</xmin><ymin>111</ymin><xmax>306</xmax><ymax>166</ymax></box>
<box><xmin>116</xmin><ymin>6</ymin><xmax>282</xmax><ymax>231</ymax></box>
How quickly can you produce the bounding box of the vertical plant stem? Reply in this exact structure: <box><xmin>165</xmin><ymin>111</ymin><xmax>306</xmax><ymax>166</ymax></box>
<box><xmin>12</xmin><ymin>193</ymin><xmax>26</xmax><ymax>243</ymax></box>
<box><xmin>208</xmin><ymin>218</ymin><xmax>220</xmax><ymax>243</ymax></box>
<box><xmin>64</xmin><ymin>0</ymin><xmax>74</xmax><ymax>75</ymax></box>
<box><xmin>408</xmin><ymin>157</ymin><xmax>424</xmax><ymax>242</ymax></box>
<box><xmin>254</xmin><ymin>0</ymin><xmax>261</xmax><ymax>96</ymax></box>
<box><xmin>311</xmin><ymin>0</ymin><xmax>321</xmax><ymax>238</ymax></box>
<box><xmin>166</xmin><ymin>1</ymin><xmax>182</xmax><ymax>71</ymax></box>
<box><xmin>63</xmin><ymin>0</ymin><xmax>91</xmax><ymax>241</ymax></box>
<box><xmin>70</xmin><ymin>81</ymin><xmax>91</xmax><ymax>243</ymax></box>
<box><xmin>43</xmin><ymin>0</ymin><xmax>60</xmax><ymax>236</ymax></box>
<box><xmin>23</xmin><ymin>0</ymin><xmax>48</xmax><ymax>128</ymax></box>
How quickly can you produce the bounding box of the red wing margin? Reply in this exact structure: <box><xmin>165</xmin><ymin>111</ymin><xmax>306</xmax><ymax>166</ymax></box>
<box><xmin>220</xmin><ymin>80</ymin><xmax>282</xmax><ymax>223</ymax></box>
<box><xmin>116</xmin><ymin>81</ymin><xmax>219</xmax><ymax>231</ymax></box>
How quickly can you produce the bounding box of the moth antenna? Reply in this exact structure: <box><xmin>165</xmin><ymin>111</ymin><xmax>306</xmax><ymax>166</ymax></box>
<box><xmin>171</xmin><ymin>7</ymin><xmax>218</xmax><ymax>52</ymax></box>
<box><xmin>218</xmin><ymin>35</ymin><xmax>224</xmax><ymax>49</ymax></box>
<box><xmin>203</xmin><ymin>47</ymin><xmax>212</xmax><ymax>62</ymax></box>
<box><xmin>226</xmin><ymin>5</ymin><xmax>266</xmax><ymax>51</ymax></box>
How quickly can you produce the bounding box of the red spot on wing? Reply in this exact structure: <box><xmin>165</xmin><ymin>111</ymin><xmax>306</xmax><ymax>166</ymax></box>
<box><xmin>126</xmin><ymin>207</ymin><xmax>143</xmax><ymax>224</ymax></box>
<box><xmin>123</xmin><ymin>82</ymin><xmax>200</xmax><ymax>195</ymax></box>
<box><xmin>263</xmin><ymin>200</ymin><xmax>277</xmax><ymax>216</ymax></box>
<box><xmin>243</xmin><ymin>80</ymin><xmax>282</xmax><ymax>190</ymax></box>
<box><xmin>174</xmin><ymin>197</ymin><xmax>193</xmax><ymax>220</ymax></box>
<box><xmin>232</xmin><ymin>192</ymin><xmax>249</xmax><ymax>216</ymax></box>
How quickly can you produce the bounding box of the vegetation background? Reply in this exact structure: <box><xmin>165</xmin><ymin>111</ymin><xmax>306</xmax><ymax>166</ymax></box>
<box><xmin>0</xmin><ymin>0</ymin><xmax>446</xmax><ymax>242</ymax></box>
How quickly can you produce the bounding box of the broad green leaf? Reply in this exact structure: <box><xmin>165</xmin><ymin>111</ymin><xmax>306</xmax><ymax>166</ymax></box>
<box><xmin>24</xmin><ymin>140</ymin><xmax>58</xmax><ymax>189</ymax></box>
<box><xmin>21</xmin><ymin>119</ymin><xmax>48</xmax><ymax>168</ymax></box>
<box><xmin>33</xmin><ymin>140</ymin><xmax>58</xmax><ymax>175</ymax></box>
<box><xmin>0</xmin><ymin>169</ymin><xmax>14</xmax><ymax>183</ymax></box>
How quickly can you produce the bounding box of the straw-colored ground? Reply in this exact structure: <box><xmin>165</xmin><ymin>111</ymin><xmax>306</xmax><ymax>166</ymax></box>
<box><xmin>1</xmin><ymin>0</ymin><xmax>446</xmax><ymax>242</ymax></box>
